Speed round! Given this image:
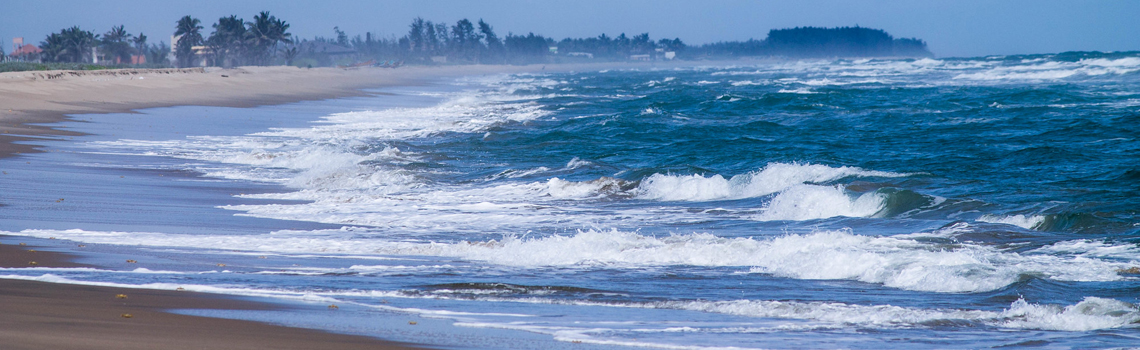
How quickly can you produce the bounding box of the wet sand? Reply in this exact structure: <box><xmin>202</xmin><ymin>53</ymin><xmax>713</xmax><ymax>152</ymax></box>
<box><xmin>0</xmin><ymin>242</ymin><xmax>427</xmax><ymax>350</ymax></box>
<box><xmin>0</xmin><ymin>61</ymin><xmax>708</xmax><ymax>349</ymax></box>
<box><xmin>0</xmin><ymin>64</ymin><xmax>528</xmax><ymax>350</ymax></box>
<box><xmin>0</xmin><ymin>62</ymin><xmax>681</xmax><ymax>158</ymax></box>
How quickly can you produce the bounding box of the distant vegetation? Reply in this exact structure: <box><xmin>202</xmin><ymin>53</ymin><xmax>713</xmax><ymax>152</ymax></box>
<box><xmin>1</xmin><ymin>14</ymin><xmax>931</xmax><ymax>71</ymax></box>
<box><xmin>693</xmin><ymin>27</ymin><xmax>931</xmax><ymax>58</ymax></box>
<box><xmin>0</xmin><ymin>62</ymin><xmax>115</xmax><ymax>73</ymax></box>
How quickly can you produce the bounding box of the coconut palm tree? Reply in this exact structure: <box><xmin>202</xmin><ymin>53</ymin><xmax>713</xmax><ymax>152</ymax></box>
<box><xmin>100</xmin><ymin>25</ymin><xmax>133</xmax><ymax>63</ymax></box>
<box><xmin>147</xmin><ymin>42</ymin><xmax>171</xmax><ymax>66</ymax></box>
<box><xmin>65</xmin><ymin>27</ymin><xmax>98</xmax><ymax>63</ymax></box>
<box><xmin>247</xmin><ymin>11</ymin><xmax>292</xmax><ymax>65</ymax></box>
<box><xmin>41</xmin><ymin>27</ymin><xmax>97</xmax><ymax>63</ymax></box>
<box><xmin>207</xmin><ymin>15</ymin><xmax>247</xmax><ymax>67</ymax></box>
<box><xmin>132</xmin><ymin>32</ymin><xmax>147</xmax><ymax>61</ymax></box>
<box><xmin>40</xmin><ymin>32</ymin><xmax>67</xmax><ymax>62</ymax></box>
<box><xmin>174</xmin><ymin>16</ymin><xmax>203</xmax><ymax>67</ymax></box>
<box><xmin>282</xmin><ymin>45</ymin><xmax>299</xmax><ymax>66</ymax></box>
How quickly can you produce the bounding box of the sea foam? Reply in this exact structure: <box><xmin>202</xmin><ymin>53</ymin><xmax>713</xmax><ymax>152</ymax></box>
<box><xmin>9</xmin><ymin>228</ymin><xmax>1136</xmax><ymax>293</ymax></box>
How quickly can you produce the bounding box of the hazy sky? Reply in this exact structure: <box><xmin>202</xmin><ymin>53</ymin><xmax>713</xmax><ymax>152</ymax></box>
<box><xmin>2</xmin><ymin>0</ymin><xmax>1138</xmax><ymax>58</ymax></box>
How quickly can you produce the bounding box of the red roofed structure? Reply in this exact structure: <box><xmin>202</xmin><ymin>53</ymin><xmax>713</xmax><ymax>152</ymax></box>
<box><xmin>10</xmin><ymin>39</ymin><xmax>43</xmax><ymax>62</ymax></box>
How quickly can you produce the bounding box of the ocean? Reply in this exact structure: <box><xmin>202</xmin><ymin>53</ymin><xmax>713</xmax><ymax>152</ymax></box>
<box><xmin>3</xmin><ymin>53</ymin><xmax>1140</xmax><ymax>349</ymax></box>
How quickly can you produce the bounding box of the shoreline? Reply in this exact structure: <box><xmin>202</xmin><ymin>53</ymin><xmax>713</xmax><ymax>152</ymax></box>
<box><xmin>0</xmin><ymin>61</ymin><xmax>694</xmax><ymax>349</ymax></box>
<box><xmin>0</xmin><ymin>241</ymin><xmax>427</xmax><ymax>350</ymax></box>
<box><xmin>0</xmin><ymin>60</ymin><xmax>709</xmax><ymax>159</ymax></box>
<box><xmin>0</xmin><ymin>63</ymin><xmax>530</xmax><ymax>349</ymax></box>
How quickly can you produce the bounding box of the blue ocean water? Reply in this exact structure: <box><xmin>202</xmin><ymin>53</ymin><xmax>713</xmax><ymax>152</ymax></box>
<box><xmin>3</xmin><ymin>53</ymin><xmax>1140</xmax><ymax>349</ymax></box>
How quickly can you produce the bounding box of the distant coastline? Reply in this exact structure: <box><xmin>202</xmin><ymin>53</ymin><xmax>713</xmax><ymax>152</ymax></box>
<box><xmin>694</xmin><ymin>26</ymin><xmax>932</xmax><ymax>58</ymax></box>
<box><xmin>0</xmin><ymin>60</ymin><xmax>704</xmax><ymax>160</ymax></box>
<box><xmin>3</xmin><ymin>11</ymin><xmax>932</xmax><ymax>73</ymax></box>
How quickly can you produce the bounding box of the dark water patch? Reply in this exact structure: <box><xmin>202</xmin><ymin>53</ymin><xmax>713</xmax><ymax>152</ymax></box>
<box><xmin>1001</xmin><ymin>146</ymin><xmax>1093</xmax><ymax>167</ymax></box>
<box><xmin>979</xmin><ymin>277</ymin><xmax>1073</xmax><ymax>306</ymax></box>
<box><xmin>411</xmin><ymin>282</ymin><xmax>626</xmax><ymax>300</ymax></box>
<box><xmin>1116</xmin><ymin>169</ymin><xmax>1140</xmax><ymax>183</ymax></box>
<box><xmin>918</xmin><ymin>318</ymin><xmax>988</xmax><ymax>329</ymax></box>
<box><xmin>991</xmin><ymin>339</ymin><xmax>1051</xmax><ymax>348</ymax></box>
<box><xmin>873</xmin><ymin>188</ymin><xmax>938</xmax><ymax>218</ymax></box>
<box><xmin>424</xmin><ymin>282</ymin><xmax>603</xmax><ymax>294</ymax></box>
<box><xmin>1035</xmin><ymin>212</ymin><xmax>1124</xmax><ymax>234</ymax></box>
<box><xmin>942</xmin><ymin>225</ymin><xmax>1043</xmax><ymax>247</ymax></box>
<box><xmin>1051</xmin><ymin>50</ymin><xmax>1140</xmax><ymax>62</ymax></box>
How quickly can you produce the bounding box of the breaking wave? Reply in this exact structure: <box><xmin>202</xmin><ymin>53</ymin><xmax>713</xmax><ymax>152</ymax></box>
<box><xmin>9</xmin><ymin>228</ymin><xmax>1138</xmax><ymax>294</ymax></box>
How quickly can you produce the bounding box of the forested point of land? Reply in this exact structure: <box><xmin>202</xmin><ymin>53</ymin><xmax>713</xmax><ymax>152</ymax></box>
<box><xmin>696</xmin><ymin>26</ymin><xmax>932</xmax><ymax>58</ymax></box>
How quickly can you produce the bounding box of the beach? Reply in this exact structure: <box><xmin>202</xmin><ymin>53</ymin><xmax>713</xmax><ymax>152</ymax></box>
<box><xmin>1</xmin><ymin>243</ymin><xmax>429</xmax><ymax>350</ymax></box>
<box><xmin>0</xmin><ymin>63</ymin><xmax>640</xmax><ymax>349</ymax></box>
<box><xmin>3</xmin><ymin>56</ymin><xmax>1139</xmax><ymax>349</ymax></box>
<box><xmin>0</xmin><ymin>64</ymin><xmax>498</xmax><ymax>349</ymax></box>
<box><xmin>0</xmin><ymin>64</ymin><xmax>535</xmax><ymax>158</ymax></box>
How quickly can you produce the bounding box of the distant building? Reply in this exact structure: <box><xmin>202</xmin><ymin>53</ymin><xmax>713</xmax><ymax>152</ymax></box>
<box><xmin>548</xmin><ymin>46</ymin><xmax>558</xmax><ymax>54</ymax></box>
<box><xmin>92</xmin><ymin>48</ymin><xmax>147</xmax><ymax>65</ymax></box>
<box><xmin>9</xmin><ymin>37</ymin><xmax>42</xmax><ymax>62</ymax></box>
<box><xmin>664</xmin><ymin>51</ymin><xmax>676</xmax><ymax>60</ymax></box>
<box><xmin>168</xmin><ymin>34</ymin><xmax>212</xmax><ymax>67</ymax></box>
<box><xmin>431</xmin><ymin>56</ymin><xmax>447</xmax><ymax>63</ymax></box>
<box><xmin>567</xmin><ymin>52</ymin><xmax>593</xmax><ymax>59</ymax></box>
<box><xmin>629</xmin><ymin>54</ymin><xmax>651</xmax><ymax>61</ymax></box>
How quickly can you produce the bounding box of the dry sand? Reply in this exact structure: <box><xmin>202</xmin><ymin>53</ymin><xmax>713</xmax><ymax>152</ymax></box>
<box><xmin>0</xmin><ymin>64</ymin><xmax>497</xmax><ymax>157</ymax></box>
<box><xmin>0</xmin><ymin>61</ymin><xmax>681</xmax><ymax>158</ymax></box>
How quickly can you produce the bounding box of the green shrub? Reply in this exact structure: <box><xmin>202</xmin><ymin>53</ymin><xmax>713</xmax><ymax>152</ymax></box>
<box><xmin>0</xmin><ymin>62</ymin><xmax>117</xmax><ymax>73</ymax></box>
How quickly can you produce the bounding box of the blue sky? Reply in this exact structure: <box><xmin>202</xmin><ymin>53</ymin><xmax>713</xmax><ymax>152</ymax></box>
<box><xmin>2</xmin><ymin>0</ymin><xmax>1138</xmax><ymax>58</ymax></box>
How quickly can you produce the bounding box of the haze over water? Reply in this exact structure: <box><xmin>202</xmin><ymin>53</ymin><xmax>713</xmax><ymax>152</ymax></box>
<box><xmin>4</xmin><ymin>53</ymin><xmax>1140</xmax><ymax>348</ymax></box>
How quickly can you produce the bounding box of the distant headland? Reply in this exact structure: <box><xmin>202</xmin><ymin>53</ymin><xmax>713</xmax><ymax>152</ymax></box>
<box><xmin>696</xmin><ymin>26</ymin><xmax>933</xmax><ymax>58</ymax></box>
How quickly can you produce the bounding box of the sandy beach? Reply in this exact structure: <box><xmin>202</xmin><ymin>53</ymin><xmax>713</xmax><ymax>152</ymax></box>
<box><xmin>0</xmin><ymin>63</ymin><xmax>474</xmax><ymax>348</ymax></box>
<box><xmin>0</xmin><ymin>63</ymin><xmax>629</xmax><ymax>349</ymax></box>
<box><xmin>1</xmin><ymin>242</ymin><xmax>429</xmax><ymax>350</ymax></box>
<box><xmin>0</xmin><ymin>64</ymin><xmax>500</xmax><ymax>158</ymax></box>
<box><xmin>0</xmin><ymin>61</ymin><xmax>690</xmax><ymax>158</ymax></box>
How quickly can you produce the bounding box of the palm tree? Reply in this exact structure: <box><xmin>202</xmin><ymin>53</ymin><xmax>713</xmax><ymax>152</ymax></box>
<box><xmin>174</xmin><ymin>16</ymin><xmax>203</xmax><ymax>67</ymax></box>
<box><xmin>101</xmin><ymin>25</ymin><xmax>133</xmax><ymax>63</ymax></box>
<box><xmin>132</xmin><ymin>32</ymin><xmax>148</xmax><ymax>61</ymax></box>
<box><xmin>66</xmin><ymin>27</ymin><xmax>98</xmax><ymax>63</ymax></box>
<box><xmin>40</xmin><ymin>32</ymin><xmax>67</xmax><ymax>62</ymax></box>
<box><xmin>282</xmin><ymin>45</ymin><xmax>299</xmax><ymax>66</ymax></box>
<box><xmin>207</xmin><ymin>15</ymin><xmax>247</xmax><ymax>67</ymax></box>
<box><xmin>147</xmin><ymin>42</ymin><xmax>171</xmax><ymax>66</ymax></box>
<box><xmin>41</xmin><ymin>27</ymin><xmax>98</xmax><ymax>63</ymax></box>
<box><xmin>271</xmin><ymin>16</ymin><xmax>294</xmax><ymax>61</ymax></box>
<box><xmin>247</xmin><ymin>11</ymin><xmax>291</xmax><ymax>65</ymax></box>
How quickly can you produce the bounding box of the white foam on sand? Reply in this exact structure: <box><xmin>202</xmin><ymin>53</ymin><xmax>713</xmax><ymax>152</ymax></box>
<box><xmin>7</xmin><ymin>271</ymin><xmax>1136</xmax><ymax>334</ymax></box>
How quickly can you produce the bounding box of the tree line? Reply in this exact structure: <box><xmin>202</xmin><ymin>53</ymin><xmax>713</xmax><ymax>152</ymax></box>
<box><xmin>27</xmin><ymin>15</ymin><xmax>931</xmax><ymax>69</ymax></box>
<box><xmin>34</xmin><ymin>11</ymin><xmax>291</xmax><ymax>68</ymax></box>
<box><xmin>173</xmin><ymin>12</ymin><xmax>293</xmax><ymax>68</ymax></box>
<box><xmin>296</xmin><ymin>17</ymin><xmax>687</xmax><ymax>66</ymax></box>
<box><xmin>37</xmin><ymin>25</ymin><xmax>169</xmax><ymax>66</ymax></box>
